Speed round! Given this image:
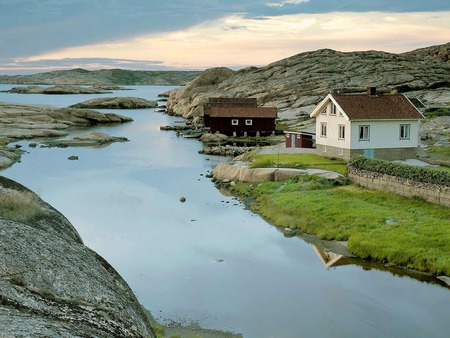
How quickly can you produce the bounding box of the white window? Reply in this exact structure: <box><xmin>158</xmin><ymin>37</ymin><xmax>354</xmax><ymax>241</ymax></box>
<box><xmin>231</xmin><ymin>119</ymin><xmax>239</xmax><ymax>126</ymax></box>
<box><xmin>338</xmin><ymin>125</ymin><xmax>345</xmax><ymax>140</ymax></box>
<box><xmin>359</xmin><ymin>125</ymin><xmax>370</xmax><ymax>141</ymax></box>
<box><xmin>321</xmin><ymin>108</ymin><xmax>327</xmax><ymax>115</ymax></box>
<box><xmin>297</xmin><ymin>134</ymin><xmax>301</xmax><ymax>139</ymax></box>
<box><xmin>400</xmin><ymin>124</ymin><xmax>410</xmax><ymax>140</ymax></box>
<box><xmin>323</xmin><ymin>145</ymin><xmax>327</xmax><ymax>153</ymax></box>
<box><xmin>245</xmin><ymin>119</ymin><xmax>253</xmax><ymax>126</ymax></box>
<box><xmin>339</xmin><ymin>148</ymin><xmax>343</xmax><ymax>156</ymax></box>
<box><xmin>321</xmin><ymin>122</ymin><xmax>327</xmax><ymax>137</ymax></box>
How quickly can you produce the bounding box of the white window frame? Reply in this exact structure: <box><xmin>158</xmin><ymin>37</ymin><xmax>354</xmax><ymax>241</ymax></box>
<box><xmin>320</xmin><ymin>122</ymin><xmax>327</xmax><ymax>137</ymax></box>
<box><xmin>245</xmin><ymin>119</ymin><xmax>253</xmax><ymax>126</ymax></box>
<box><xmin>339</xmin><ymin>148</ymin><xmax>344</xmax><ymax>156</ymax></box>
<box><xmin>338</xmin><ymin>124</ymin><xmax>345</xmax><ymax>140</ymax></box>
<box><xmin>321</xmin><ymin>108</ymin><xmax>327</xmax><ymax>115</ymax></box>
<box><xmin>231</xmin><ymin>119</ymin><xmax>239</xmax><ymax>126</ymax></box>
<box><xmin>400</xmin><ymin>124</ymin><xmax>410</xmax><ymax>140</ymax></box>
<box><xmin>359</xmin><ymin>125</ymin><xmax>370</xmax><ymax>141</ymax></box>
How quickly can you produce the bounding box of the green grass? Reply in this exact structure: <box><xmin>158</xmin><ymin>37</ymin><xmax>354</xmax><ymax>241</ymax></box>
<box><xmin>234</xmin><ymin>177</ymin><xmax>450</xmax><ymax>276</ymax></box>
<box><xmin>243</xmin><ymin>152</ymin><xmax>348</xmax><ymax>175</ymax></box>
<box><xmin>0</xmin><ymin>189</ymin><xmax>46</xmax><ymax>223</ymax></box>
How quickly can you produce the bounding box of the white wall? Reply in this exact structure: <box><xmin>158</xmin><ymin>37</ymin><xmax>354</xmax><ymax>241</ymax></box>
<box><xmin>315</xmin><ymin>102</ymin><xmax>351</xmax><ymax>149</ymax></box>
<box><xmin>349</xmin><ymin>120</ymin><xmax>421</xmax><ymax>149</ymax></box>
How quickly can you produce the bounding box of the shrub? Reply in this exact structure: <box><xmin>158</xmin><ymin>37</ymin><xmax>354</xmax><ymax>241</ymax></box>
<box><xmin>349</xmin><ymin>155</ymin><xmax>450</xmax><ymax>186</ymax></box>
<box><xmin>0</xmin><ymin>189</ymin><xmax>46</xmax><ymax>223</ymax></box>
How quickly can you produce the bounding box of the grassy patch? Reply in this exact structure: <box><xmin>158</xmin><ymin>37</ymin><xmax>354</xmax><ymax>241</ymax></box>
<box><xmin>244</xmin><ymin>152</ymin><xmax>348</xmax><ymax>175</ymax></box>
<box><xmin>0</xmin><ymin>189</ymin><xmax>46</xmax><ymax>223</ymax></box>
<box><xmin>237</xmin><ymin>177</ymin><xmax>450</xmax><ymax>275</ymax></box>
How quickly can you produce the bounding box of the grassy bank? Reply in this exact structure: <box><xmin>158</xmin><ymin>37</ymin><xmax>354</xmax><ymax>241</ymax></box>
<box><xmin>243</xmin><ymin>152</ymin><xmax>348</xmax><ymax>175</ymax></box>
<box><xmin>0</xmin><ymin>189</ymin><xmax>46</xmax><ymax>223</ymax></box>
<box><xmin>230</xmin><ymin>173</ymin><xmax>450</xmax><ymax>276</ymax></box>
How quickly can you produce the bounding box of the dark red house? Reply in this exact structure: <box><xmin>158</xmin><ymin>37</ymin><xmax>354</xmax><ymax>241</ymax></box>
<box><xmin>204</xmin><ymin>98</ymin><xmax>277</xmax><ymax>136</ymax></box>
<box><xmin>284</xmin><ymin>131</ymin><xmax>315</xmax><ymax>148</ymax></box>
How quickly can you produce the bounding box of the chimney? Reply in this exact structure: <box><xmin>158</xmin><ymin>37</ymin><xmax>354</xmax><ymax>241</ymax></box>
<box><xmin>367</xmin><ymin>87</ymin><xmax>377</xmax><ymax>96</ymax></box>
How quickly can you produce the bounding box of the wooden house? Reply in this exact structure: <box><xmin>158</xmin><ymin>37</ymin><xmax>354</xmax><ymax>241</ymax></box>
<box><xmin>204</xmin><ymin>98</ymin><xmax>277</xmax><ymax>136</ymax></box>
<box><xmin>310</xmin><ymin>87</ymin><xmax>424</xmax><ymax>161</ymax></box>
<box><xmin>284</xmin><ymin>131</ymin><xmax>315</xmax><ymax>148</ymax></box>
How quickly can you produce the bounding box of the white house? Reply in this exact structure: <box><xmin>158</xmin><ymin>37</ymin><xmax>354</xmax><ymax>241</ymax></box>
<box><xmin>310</xmin><ymin>87</ymin><xmax>424</xmax><ymax>161</ymax></box>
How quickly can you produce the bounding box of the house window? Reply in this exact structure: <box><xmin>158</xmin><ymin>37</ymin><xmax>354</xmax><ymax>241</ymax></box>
<box><xmin>321</xmin><ymin>108</ymin><xmax>327</xmax><ymax>115</ymax></box>
<box><xmin>400</xmin><ymin>124</ymin><xmax>410</xmax><ymax>140</ymax></box>
<box><xmin>320</xmin><ymin>122</ymin><xmax>327</xmax><ymax>137</ymax></box>
<box><xmin>231</xmin><ymin>119</ymin><xmax>239</xmax><ymax>126</ymax></box>
<box><xmin>359</xmin><ymin>125</ymin><xmax>370</xmax><ymax>141</ymax></box>
<box><xmin>338</xmin><ymin>125</ymin><xmax>345</xmax><ymax>140</ymax></box>
<box><xmin>330</xmin><ymin>103</ymin><xmax>337</xmax><ymax>116</ymax></box>
<box><xmin>339</xmin><ymin>148</ymin><xmax>344</xmax><ymax>156</ymax></box>
<box><xmin>245</xmin><ymin>119</ymin><xmax>253</xmax><ymax>126</ymax></box>
<box><xmin>323</xmin><ymin>145</ymin><xmax>327</xmax><ymax>153</ymax></box>
<box><xmin>297</xmin><ymin>134</ymin><xmax>301</xmax><ymax>139</ymax></box>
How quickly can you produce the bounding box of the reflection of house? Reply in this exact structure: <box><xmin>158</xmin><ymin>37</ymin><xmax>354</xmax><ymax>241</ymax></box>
<box><xmin>284</xmin><ymin>131</ymin><xmax>315</xmax><ymax>148</ymax></box>
<box><xmin>310</xmin><ymin>87</ymin><xmax>424</xmax><ymax>161</ymax></box>
<box><xmin>311</xmin><ymin>245</ymin><xmax>351</xmax><ymax>269</ymax></box>
<box><xmin>204</xmin><ymin>97</ymin><xmax>277</xmax><ymax>136</ymax></box>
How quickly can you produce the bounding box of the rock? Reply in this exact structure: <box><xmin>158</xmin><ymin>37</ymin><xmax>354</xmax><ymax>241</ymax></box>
<box><xmin>43</xmin><ymin>132</ymin><xmax>129</xmax><ymax>148</ymax></box>
<box><xmin>283</xmin><ymin>228</ymin><xmax>297</xmax><ymax>238</ymax></box>
<box><xmin>166</xmin><ymin>44</ymin><xmax>450</xmax><ymax>118</ymax></box>
<box><xmin>0</xmin><ymin>176</ymin><xmax>156</xmax><ymax>337</ymax></box>
<box><xmin>2</xmin><ymin>85</ymin><xmax>111</xmax><ymax>94</ymax></box>
<box><xmin>180</xmin><ymin>196</ymin><xmax>186</xmax><ymax>203</ymax></box>
<box><xmin>70</xmin><ymin>97</ymin><xmax>158</xmax><ymax>109</ymax></box>
<box><xmin>28</xmin><ymin>143</ymin><xmax>37</xmax><ymax>148</ymax></box>
<box><xmin>68</xmin><ymin>155</ymin><xmax>79</xmax><ymax>160</ymax></box>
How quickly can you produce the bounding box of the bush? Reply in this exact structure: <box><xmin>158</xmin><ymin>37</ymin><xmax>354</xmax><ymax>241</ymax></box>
<box><xmin>0</xmin><ymin>189</ymin><xmax>46</xmax><ymax>223</ymax></box>
<box><xmin>349</xmin><ymin>155</ymin><xmax>450</xmax><ymax>186</ymax></box>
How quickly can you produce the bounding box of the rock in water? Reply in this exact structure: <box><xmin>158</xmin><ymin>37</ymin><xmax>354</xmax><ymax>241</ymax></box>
<box><xmin>70</xmin><ymin>97</ymin><xmax>158</xmax><ymax>109</ymax></box>
<box><xmin>0</xmin><ymin>176</ymin><xmax>156</xmax><ymax>337</ymax></box>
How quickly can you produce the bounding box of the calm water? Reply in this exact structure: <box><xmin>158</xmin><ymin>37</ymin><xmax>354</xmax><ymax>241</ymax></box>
<box><xmin>1</xmin><ymin>85</ymin><xmax>449</xmax><ymax>338</ymax></box>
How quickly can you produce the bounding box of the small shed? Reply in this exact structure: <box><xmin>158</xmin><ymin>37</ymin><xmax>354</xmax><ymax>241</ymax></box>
<box><xmin>284</xmin><ymin>131</ymin><xmax>315</xmax><ymax>148</ymax></box>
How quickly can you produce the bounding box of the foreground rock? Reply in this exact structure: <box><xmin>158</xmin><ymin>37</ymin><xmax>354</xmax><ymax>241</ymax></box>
<box><xmin>0</xmin><ymin>102</ymin><xmax>132</xmax><ymax>142</ymax></box>
<box><xmin>0</xmin><ymin>176</ymin><xmax>156</xmax><ymax>337</ymax></box>
<box><xmin>213</xmin><ymin>162</ymin><xmax>342</xmax><ymax>183</ymax></box>
<box><xmin>166</xmin><ymin>44</ymin><xmax>450</xmax><ymax>119</ymax></box>
<box><xmin>2</xmin><ymin>85</ymin><xmax>112</xmax><ymax>95</ymax></box>
<box><xmin>42</xmin><ymin>132</ymin><xmax>129</xmax><ymax>147</ymax></box>
<box><xmin>70</xmin><ymin>97</ymin><xmax>158</xmax><ymax>109</ymax></box>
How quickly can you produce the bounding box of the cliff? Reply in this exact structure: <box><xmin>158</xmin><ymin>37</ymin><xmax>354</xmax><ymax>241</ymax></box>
<box><xmin>166</xmin><ymin>43</ymin><xmax>450</xmax><ymax>119</ymax></box>
<box><xmin>0</xmin><ymin>176</ymin><xmax>156</xmax><ymax>337</ymax></box>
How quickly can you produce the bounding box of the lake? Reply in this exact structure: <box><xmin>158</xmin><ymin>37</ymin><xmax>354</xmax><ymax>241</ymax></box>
<box><xmin>1</xmin><ymin>84</ymin><xmax>449</xmax><ymax>338</ymax></box>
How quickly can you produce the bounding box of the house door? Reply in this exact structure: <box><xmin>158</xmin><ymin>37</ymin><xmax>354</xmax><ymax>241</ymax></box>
<box><xmin>364</xmin><ymin>149</ymin><xmax>375</xmax><ymax>158</ymax></box>
<box><xmin>291</xmin><ymin>135</ymin><xmax>296</xmax><ymax>148</ymax></box>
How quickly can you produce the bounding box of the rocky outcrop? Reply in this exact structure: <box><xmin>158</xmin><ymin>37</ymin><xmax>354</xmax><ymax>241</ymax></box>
<box><xmin>0</xmin><ymin>68</ymin><xmax>201</xmax><ymax>86</ymax></box>
<box><xmin>166</xmin><ymin>67</ymin><xmax>235</xmax><ymax>118</ymax></box>
<box><xmin>0</xmin><ymin>176</ymin><xmax>156</xmax><ymax>337</ymax></box>
<box><xmin>2</xmin><ymin>85</ymin><xmax>112</xmax><ymax>95</ymax></box>
<box><xmin>0</xmin><ymin>102</ymin><xmax>132</xmax><ymax>142</ymax></box>
<box><xmin>166</xmin><ymin>44</ymin><xmax>450</xmax><ymax>118</ymax></box>
<box><xmin>212</xmin><ymin>162</ymin><xmax>342</xmax><ymax>183</ymax></box>
<box><xmin>70</xmin><ymin>97</ymin><xmax>158</xmax><ymax>109</ymax></box>
<box><xmin>42</xmin><ymin>132</ymin><xmax>129</xmax><ymax>147</ymax></box>
<box><xmin>404</xmin><ymin>42</ymin><xmax>450</xmax><ymax>63</ymax></box>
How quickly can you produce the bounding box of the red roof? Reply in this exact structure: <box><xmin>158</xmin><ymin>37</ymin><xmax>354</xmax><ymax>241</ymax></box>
<box><xmin>210</xmin><ymin>107</ymin><xmax>277</xmax><ymax>118</ymax></box>
<box><xmin>332</xmin><ymin>93</ymin><xmax>424</xmax><ymax>120</ymax></box>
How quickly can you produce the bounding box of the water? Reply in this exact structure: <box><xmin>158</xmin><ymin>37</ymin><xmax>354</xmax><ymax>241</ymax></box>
<box><xmin>1</xmin><ymin>84</ymin><xmax>449</xmax><ymax>337</ymax></box>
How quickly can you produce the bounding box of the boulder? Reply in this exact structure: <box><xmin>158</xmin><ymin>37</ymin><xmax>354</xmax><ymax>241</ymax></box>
<box><xmin>70</xmin><ymin>97</ymin><xmax>158</xmax><ymax>109</ymax></box>
<box><xmin>42</xmin><ymin>132</ymin><xmax>129</xmax><ymax>148</ymax></box>
<box><xmin>0</xmin><ymin>176</ymin><xmax>156</xmax><ymax>337</ymax></box>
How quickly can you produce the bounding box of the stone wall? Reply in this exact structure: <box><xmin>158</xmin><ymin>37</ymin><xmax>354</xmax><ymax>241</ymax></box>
<box><xmin>316</xmin><ymin>145</ymin><xmax>419</xmax><ymax>161</ymax></box>
<box><xmin>348</xmin><ymin>167</ymin><xmax>450</xmax><ymax>207</ymax></box>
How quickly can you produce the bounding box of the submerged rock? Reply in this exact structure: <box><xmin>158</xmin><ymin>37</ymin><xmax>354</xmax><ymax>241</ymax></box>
<box><xmin>0</xmin><ymin>176</ymin><xmax>156</xmax><ymax>337</ymax></box>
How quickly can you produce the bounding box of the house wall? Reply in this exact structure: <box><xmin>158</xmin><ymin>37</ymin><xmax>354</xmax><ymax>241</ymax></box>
<box><xmin>316</xmin><ymin>145</ymin><xmax>419</xmax><ymax>161</ymax></box>
<box><xmin>315</xmin><ymin>103</ymin><xmax>351</xmax><ymax>149</ymax></box>
<box><xmin>210</xmin><ymin>117</ymin><xmax>276</xmax><ymax>136</ymax></box>
<box><xmin>285</xmin><ymin>133</ymin><xmax>314</xmax><ymax>148</ymax></box>
<box><xmin>350</xmin><ymin>120</ymin><xmax>421</xmax><ymax>149</ymax></box>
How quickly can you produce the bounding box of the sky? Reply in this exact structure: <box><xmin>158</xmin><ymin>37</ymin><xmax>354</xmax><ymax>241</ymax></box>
<box><xmin>0</xmin><ymin>0</ymin><xmax>449</xmax><ymax>74</ymax></box>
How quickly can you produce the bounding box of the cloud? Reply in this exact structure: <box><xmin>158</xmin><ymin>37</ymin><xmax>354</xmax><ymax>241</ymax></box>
<box><xmin>266</xmin><ymin>0</ymin><xmax>309</xmax><ymax>8</ymax></box>
<box><xmin>13</xmin><ymin>11</ymin><xmax>448</xmax><ymax>72</ymax></box>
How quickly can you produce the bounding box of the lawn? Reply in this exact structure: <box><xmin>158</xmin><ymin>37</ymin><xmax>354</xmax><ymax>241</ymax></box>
<box><xmin>233</xmin><ymin>176</ymin><xmax>450</xmax><ymax>276</ymax></box>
